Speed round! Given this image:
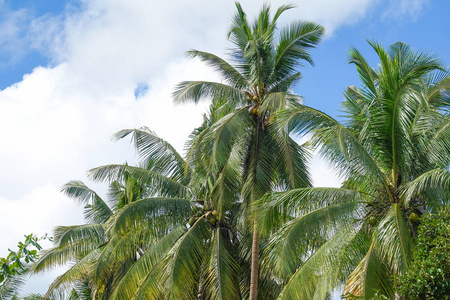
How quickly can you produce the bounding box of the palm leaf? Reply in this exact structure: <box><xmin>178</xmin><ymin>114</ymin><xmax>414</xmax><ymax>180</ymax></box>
<box><xmin>113</xmin><ymin>128</ymin><xmax>189</xmax><ymax>183</ymax></box>
<box><xmin>343</xmin><ymin>241</ymin><xmax>393</xmax><ymax>299</ymax></box>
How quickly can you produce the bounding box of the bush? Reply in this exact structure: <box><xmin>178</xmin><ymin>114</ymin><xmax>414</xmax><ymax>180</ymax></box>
<box><xmin>397</xmin><ymin>207</ymin><xmax>450</xmax><ymax>299</ymax></box>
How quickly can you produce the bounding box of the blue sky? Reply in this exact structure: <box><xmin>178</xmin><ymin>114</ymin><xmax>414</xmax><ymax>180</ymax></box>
<box><xmin>0</xmin><ymin>0</ymin><xmax>447</xmax><ymax>295</ymax></box>
<box><xmin>300</xmin><ymin>0</ymin><xmax>450</xmax><ymax>118</ymax></box>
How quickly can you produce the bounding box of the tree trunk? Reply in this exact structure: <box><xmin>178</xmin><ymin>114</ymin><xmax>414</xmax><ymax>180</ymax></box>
<box><xmin>249</xmin><ymin>120</ymin><xmax>262</xmax><ymax>300</ymax></box>
<box><xmin>249</xmin><ymin>218</ymin><xmax>260</xmax><ymax>300</ymax></box>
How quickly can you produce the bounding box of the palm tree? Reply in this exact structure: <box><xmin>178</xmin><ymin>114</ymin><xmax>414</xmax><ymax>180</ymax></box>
<box><xmin>91</xmin><ymin>128</ymin><xmax>285</xmax><ymax>299</ymax></box>
<box><xmin>259</xmin><ymin>41</ymin><xmax>450</xmax><ymax>299</ymax></box>
<box><xmin>174</xmin><ymin>3</ymin><xmax>323</xmax><ymax>298</ymax></box>
<box><xmin>36</xmin><ymin>127</ymin><xmax>258</xmax><ymax>299</ymax></box>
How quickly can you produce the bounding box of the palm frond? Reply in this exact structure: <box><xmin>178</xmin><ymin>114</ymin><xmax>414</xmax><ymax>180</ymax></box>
<box><xmin>374</xmin><ymin>204</ymin><xmax>413</xmax><ymax>274</ymax></box>
<box><xmin>133</xmin><ymin>218</ymin><xmax>210</xmax><ymax>299</ymax></box>
<box><xmin>62</xmin><ymin>181</ymin><xmax>113</xmax><ymax>223</ymax></box>
<box><xmin>173</xmin><ymin>81</ymin><xmax>244</xmax><ymax>105</ymax></box>
<box><xmin>274</xmin><ymin>21</ymin><xmax>324</xmax><ymax>79</ymax></box>
<box><xmin>108</xmin><ymin>227</ymin><xmax>185</xmax><ymax>300</ymax></box>
<box><xmin>42</xmin><ymin>250</ymin><xmax>99</xmax><ymax>300</ymax></box>
<box><xmin>0</xmin><ymin>271</ymin><xmax>27</xmax><ymax>300</ymax></box>
<box><xmin>110</xmin><ymin>197</ymin><xmax>192</xmax><ymax>236</ymax></box>
<box><xmin>113</xmin><ymin>128</ymin><xmax>189</xmax><ymax>183</ymax></box>
<box><xmin>276</xmin><ymin>225</ymin><xmax>361</xmax><ymax>300</ymax></box>
<box><xmin>203</xmin><ymin>228</ymin><xmax>241</xmax><ymax>300</ymax></box>
<box><xmin>32</xmin><ymin>224</ymin><xmax>104</xmax><ymax>274</ymax></box>
<box><xmin>187</xmin><ymin>50</ymin><xmax>248</xmax><ymax>90</ymax></box>
<box><xmin>88</xmin><ymin>164</ymin><xmax>189</xmax><ymax>198</ymax></box>
<box><xmin>343</xmin><ymin>241</ymin><xmax>393</xmax><ymax>299</ymax></box>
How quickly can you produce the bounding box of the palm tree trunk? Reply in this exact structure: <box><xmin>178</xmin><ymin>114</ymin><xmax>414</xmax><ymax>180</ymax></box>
<box><xmin>249</xmin><ymin>119</ymin><xmax>262</xmax><ymax>300</ymax></box>
<box><xmin>249</xmin><ymin>218</ymin><xmax>260</xmax><ymax>300</ymax></box>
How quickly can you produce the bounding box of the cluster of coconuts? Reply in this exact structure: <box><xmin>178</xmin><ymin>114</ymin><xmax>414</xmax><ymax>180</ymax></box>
<box><xmin>188</xmin><ymin>204</ymin><xmax>218</xmax><ymax>227</ymax></box>
<box><xmin>248</xmin><ymin>104</ymin><xmax>260</xmax><ymax>116</ymax></box>
<box><xmin>247</xmin><ymin>104</ymin><xmax>271</xmax><ymax>128</ymax></box>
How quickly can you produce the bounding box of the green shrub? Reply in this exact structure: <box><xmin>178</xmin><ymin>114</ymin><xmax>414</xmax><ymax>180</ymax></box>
<box><xmin>397</xmin><ymin>207</ymin><xmax>450</xmax><ymax>299</ymax></box>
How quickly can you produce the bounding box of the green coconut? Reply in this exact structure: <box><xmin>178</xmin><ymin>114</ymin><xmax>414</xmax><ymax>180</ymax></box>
<box><xmin>196</xmin><ymin>211</ymin><xmax>202</xmax><ymax>217</ymax></box>
<box><xmin>208</xmin><ymin>217</ymin><xmax>216</xmax><ymax>224</ymax></box>
<box><xmin>409</xmin><ymin>213</ymin><xmax>419</xmax><ymax>223</ymax></box>
<box><xmin>368</xmin><ymin>216</ymin><xmax>377</xmax><ymax>226</ymax></box>
<box><xmin>188</xmin><ymin>217</ymin><xmax>196</xmax><ymax>226</ymax></box>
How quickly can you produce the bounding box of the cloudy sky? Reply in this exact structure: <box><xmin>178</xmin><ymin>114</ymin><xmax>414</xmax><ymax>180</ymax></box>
<box><xmin>0</xmin><ymin>0</ymin><xmax>448</xmax><ymax>294</ymax></box>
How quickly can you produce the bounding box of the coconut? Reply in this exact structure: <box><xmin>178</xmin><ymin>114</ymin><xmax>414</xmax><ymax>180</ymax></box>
<box><xmin>188</xmin><ymin>217</ymin><xmax>196</xmax><ymax>226</ymax></box>
<box><xmin>211</xmin><ymin>210</ymin><xmax>218</xmax><ymax>217</ymax></box>
<box><xmin>409</xmin><ymin>213</ymin><xmax>419</xmax><ymax>223</ymax></box>
<box><xmin>196</xmin><ymin>211</ymin><xmax>202</xmax><ymax>217</ymax></box>
<box><xmin>368</xmin><ymin>216</ymin><xmax>377</xmax><ymax>226</ymax></box>
<box><xmin>248</xmin><ymin>105</ymin><xmax>255</xmax><ymax>114</ymax></box>
<box><xmin>208</xmin><ymin>217</ymin><xmax>216</xmax><ymax>224</ymax></box>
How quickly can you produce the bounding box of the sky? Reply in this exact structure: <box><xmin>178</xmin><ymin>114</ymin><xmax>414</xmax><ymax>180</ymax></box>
<box><xmin>0</xmin><ymin>0</ymin><xmax>448</xmax><ymax>295</ymax></box>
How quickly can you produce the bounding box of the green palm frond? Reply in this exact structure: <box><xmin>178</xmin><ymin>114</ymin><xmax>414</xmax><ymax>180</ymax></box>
<box><xmin>88</xmin><ymin>164</ymin><xmax>189</xmax><ymax>198</ymax></box>
<box><xmin>187</xmin><ymin>50</ymin><xmax>248</xmax><ymax>90</ymax></box>
<box><xmin>203</xmin><ymin>107</ymin><xmax>253</xmax><ymax>169</ymax></box>
<box><xmin>42</xmin><ymin>250</ymin><xmax>99</xmax><ymax>300</ymax></box>
<box><xmin>62</xmin><ymin>181</ymin><xmax>113</xmax><ymax>223</ymax></box>
<box><xmin>52</xmin><ymin>224</ymin><xmax>105</xmax><ymax>249</ymax></box>
<box><xmin>274</xmin><ymin>21</ymin><xmax>324</xmax><ymax>79</ymax></box>
<box><xmin>61</xmin><ymin>181</ymin><xmax>103</xmax><ymax>206</ymax></box>
<box><xmin>113</xmin><ymin>128</ymin><xmax>189</xmax><ymax>182</ymax></box>
<box><xmin>279</xmin><ymin>105</ymin><xmax>393</xmax><ymax>199</ymax></box>
<box><xmin>108</xmin><ymin>227</ymin><xmax>185</xmax><ymax>300</ymax></box>
<box><xmin>173</xmin><ymin>81</ymin><xmax>245</xmax><ymax>105</ymax></box>
<box><xmin>0</xmin><ymin>271</ymin><xmax>27</xmax><ymax>300</ymax></box>
<box><xmin>133</xmin><ymin>218</ymin><xmax>210</xmax><ymax>299</ymax></box>
<box><xmin>266</xmin><ymin>202</ymin><xmax>361</xmax><ymax>279</ymax></box>
<box><xmin>110</xmin><ymin>197</ymin><xmax>192</xmax><ymax>235</ymax></box>
<box><xmin>276</xmin><ymin>225</ymin><xmax>361</xmax><ymax>300</ymax></box>
<box><xmin>203</xmin><ymin>228</ymin><xmax>241</xmax><ymax>300</ymax></box>
<box><xmin>32</xmin><ymin>224</ymin><xmax>105</xmax><ymax>274</ymax></box>
<box><xmin>343</xmin><ymin>241</ymin><xmax>393</xmax><ymax>299</ymax></box>
<box><xmin>374</xmin><ymin>204</ymin><xmax>413</xmax><ymax>274</ymax></box>
<box><xmin>402</xmin><ymin>168</ymin><xmax>450</xmax><ymax>207</ymax></box>
<box><xmin>211</xmin><ymin>143</ymin><xmax>243</xmax><ymax>218</ymax></box>
<box><xmin>271</xmin><ymin>126</ymin><xmax>311</xmax><ymax>189</ymax></box>
<box><xmin>257</xmin><ymin>187</ymin><xmax>370</xmax><ymax>228</ymax></box>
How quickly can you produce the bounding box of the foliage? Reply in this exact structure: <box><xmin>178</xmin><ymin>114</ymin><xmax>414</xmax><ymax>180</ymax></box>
<box><xmin>0</xmin><ymin>234</ymin><xmax>48</xmax><ymax>283</ymax></box>
<box><xmin>397</xmin><ymin>207</ymin><xmax>450</xmax><ymax>299</ymax></box>
<box><xmin>0</xmin><ymin>234</ymin><xmax>50</xmax><ymax>300</ymax></box>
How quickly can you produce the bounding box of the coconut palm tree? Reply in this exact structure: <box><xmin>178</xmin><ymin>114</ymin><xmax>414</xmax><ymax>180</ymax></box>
<box><xmin>258</xmin><ymin>41</ymin><xmax>450</xmax><ymax>299</ymax></box>
<box><xmin>92</xmin><ymin>127</ymin><xmax>287</xmax><ymax>299</ymax></box>
<box><xmin>36</xmin><ymin>127</ymin><xmax>266</xmax><ymax>299</ymax></box>
<box><xmin>174</xmin><ymin>3</ymin><xmax>323</xmax><ymax>298</ymax></box>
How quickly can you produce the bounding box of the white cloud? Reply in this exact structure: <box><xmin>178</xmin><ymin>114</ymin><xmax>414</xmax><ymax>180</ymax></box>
<box><xmin>0</xmin><ymin>185</ymin><xmax>82</xmax><ymax>257</ymax></box>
